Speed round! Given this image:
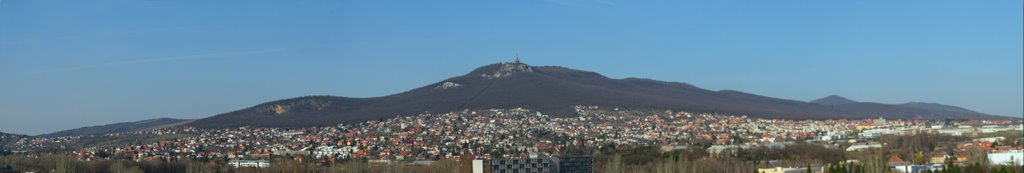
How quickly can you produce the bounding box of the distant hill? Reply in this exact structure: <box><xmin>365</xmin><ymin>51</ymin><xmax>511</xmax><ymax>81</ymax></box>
<box><xmin>807</xmin><ymin>95</ymin><xmax>1002</xmax><ymax>119</ymax></box>
<box><xmin>0</xmin><ymin>132</ymin><xmax>27</xmax><ymax>141</ymax></box>
<box><xmin>187</xmin><ymin>62</ymin><xmax>1011</xmax><ymax>128</ymax></box>
<box><xmin>41</xmin><ymin>118</ymin><xmax>193</xmax><ymax>137</ymax></box>
<box><xmin>811</xmin><ymin>95</ymin><xmax>858</xmax><ymax>105</ymax></box>
<box><xmin>0</xmin><ymin>132</ymin><xmax>28</xmax><ymax>153</ymax></box>
<box><xmin>897</xmin><ymin>102</ymin><xmax>982</xmax><ymax>115</ymax></box>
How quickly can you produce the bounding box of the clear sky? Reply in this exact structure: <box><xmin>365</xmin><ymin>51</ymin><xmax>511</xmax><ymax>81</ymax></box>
<box><xmin>1</xmin><ymin>0</ymin><xmax>1021</xmax><ymax>135</ymax></box>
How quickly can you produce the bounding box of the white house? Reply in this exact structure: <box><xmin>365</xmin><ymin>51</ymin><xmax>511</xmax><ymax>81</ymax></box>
<box><xmin>989</xmin><ymin>150</ymin><xmax>1024</xmax><ymax>165</ymax></box>
<box><xmin>228</xmin><ymin>160</ymin><xmax>270</xmax><ymax>168</ymax></box>
<box><xmin>846</xmin><ymin>143</ymin><xmax>882</xmax><ymax>152</ymax></box>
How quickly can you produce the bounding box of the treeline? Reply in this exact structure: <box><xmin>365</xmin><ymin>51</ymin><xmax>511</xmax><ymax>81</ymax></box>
<box><xmin>1</xmin><ymin>155</ymin><xmax>231</xmax><ymax>173</ymax></box>
<box><xmin>732</xmin><ymin>142</ymin><xmax>847</xmax><ymax>166</ymax></box>
<box><xmin>570</xmin><ymin>141</ymin><xmax>846</xmax><ymax>166</ymax></box>
<box><xmin>880</xmin><ymin>131</ymin><xmax>966</xmax><ymax>161</ymax></box>
<box><xmin>598</xmin><ymin>153</ymin><xmax>757</xmax><ymax>173</ymax></box>
<box><xmin>592</xmin><ymin>142</ymin><xmax>843</xmax><ymax>173</ymax></box>
<box><xmin>3</xmin><ymin>136</ymin><xmax>1021</xmax><ymax>173</ymax></box>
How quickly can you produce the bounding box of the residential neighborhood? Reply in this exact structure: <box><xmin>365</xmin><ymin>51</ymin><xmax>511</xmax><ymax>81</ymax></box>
<box><xmin>2</xmin><ymin>107</ymin><xmax>1021</xmax><ymax>172</ymax></box>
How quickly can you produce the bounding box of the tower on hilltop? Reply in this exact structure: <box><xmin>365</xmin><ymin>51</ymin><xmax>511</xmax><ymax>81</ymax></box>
<box><xmin>514</xmin><ymin>50</ymin><xmax>521</xmax><ymax>64</ymax></box>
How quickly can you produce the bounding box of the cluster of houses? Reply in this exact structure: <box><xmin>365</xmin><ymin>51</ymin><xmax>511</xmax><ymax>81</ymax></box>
<box><xmin>3</xmin><ymin>107</ymin><xmax>1021</xmax><ymax>173</ymax></box>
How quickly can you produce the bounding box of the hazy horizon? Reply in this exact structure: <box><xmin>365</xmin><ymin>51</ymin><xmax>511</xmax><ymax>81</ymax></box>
<box><xmin>1</xmin><ymin>0</ymin><xmax>1021</xmax><ymax>135</ymax></box>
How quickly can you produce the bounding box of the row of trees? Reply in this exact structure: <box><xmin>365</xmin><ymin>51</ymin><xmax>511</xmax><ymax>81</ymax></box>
<box><xmin>593</xmin><ymin>146</ymin><xmax>760</xmax><ymax>173</ymax></box>
<box><xmin>599</xmin><ymin>153</ymin><xmax>759</xmax><ymax>173</ymax></box>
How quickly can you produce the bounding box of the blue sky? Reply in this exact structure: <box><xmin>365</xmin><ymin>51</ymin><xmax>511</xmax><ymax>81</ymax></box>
<box><xmin>1</xmin><ymin>0</ymin><xmax>1021</xmax><ymax>135</ymax></box>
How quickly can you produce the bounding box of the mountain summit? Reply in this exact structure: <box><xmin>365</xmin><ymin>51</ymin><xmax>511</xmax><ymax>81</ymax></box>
<box><xmin>811</xmin><ymin>95</ymin><xmax>858</xmax><ymax>105</ymax></box>
<box><xmin>474</xmin><ymin>61</ymin><xmax>534</xmax><ymax>79</ymax></box>
<box><xmin>187</xmin><ymin>62</ymin><xmax>1008</xmax><ymax>128</ymax></box>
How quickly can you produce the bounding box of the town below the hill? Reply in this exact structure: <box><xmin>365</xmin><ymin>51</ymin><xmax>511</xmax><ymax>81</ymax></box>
<box><xmin>2</xmin><ymin>107</ymin><xmax>1022</xmax><ymax>173</ymax></box>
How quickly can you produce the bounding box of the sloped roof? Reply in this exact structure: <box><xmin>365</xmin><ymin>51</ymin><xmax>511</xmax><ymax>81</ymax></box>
<box><xmin>888</xmin><ymin>155</ymin><xmax>906</xmax><ymax>164</ymax></box>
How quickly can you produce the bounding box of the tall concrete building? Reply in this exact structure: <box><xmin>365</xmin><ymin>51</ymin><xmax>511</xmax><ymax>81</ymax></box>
<box><xmin>490</xmin><ymin>158</ymin><xmax>556</xmax><ymax>173</ymax></box>
<box><xmin>554</xmin><ymin>157</ymin><xmax>593</xmax><ymax>173</ymax></box>
<box><xmin>476</xmin><ymin>156</ymin><xmax>593</xmax><ymax>173</ymax></box>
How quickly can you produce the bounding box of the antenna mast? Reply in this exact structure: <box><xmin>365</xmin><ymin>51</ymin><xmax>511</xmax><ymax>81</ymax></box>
<box><xmin>514</xmin><ymin>49</ymin><xmax>521</xmax><ymax>64</ymax></box>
